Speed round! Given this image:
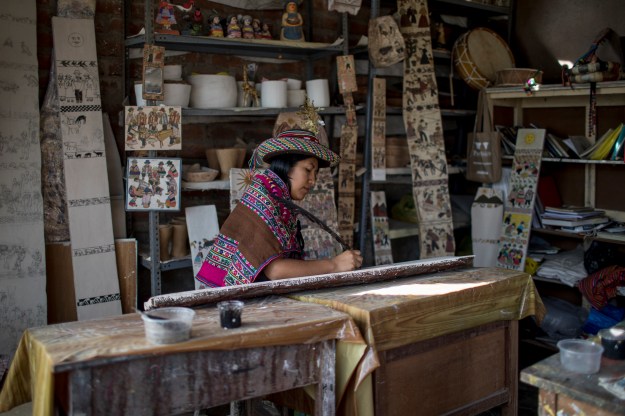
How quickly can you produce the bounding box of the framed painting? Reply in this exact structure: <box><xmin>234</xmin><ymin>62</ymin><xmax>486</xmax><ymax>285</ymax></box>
<box><xmin>124</xmin><ymin>105</ymin><xmax>182</xmax><ymax>150</ymax></box>
<box><xmin>126</xmin><ymin>157</ymin><xmax>182</xmax><ymax>211</ymax></box>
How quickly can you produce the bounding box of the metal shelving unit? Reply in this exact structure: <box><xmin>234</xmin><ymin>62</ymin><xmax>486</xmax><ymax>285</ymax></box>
<box><xmin>128</xmin><ymin>0</ymin><xmax>349</xmax><ymax>296</ymax></box>
<box><xmin>358</xmin><ymin>0</ymin><xmax>514</xmax><ymax>265</ymax></box>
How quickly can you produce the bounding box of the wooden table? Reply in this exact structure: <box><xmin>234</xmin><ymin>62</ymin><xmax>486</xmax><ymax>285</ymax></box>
<box><xmin>521</xmin><ymin>352</ymin><xmax>625</xmax><ymax>415</ymax></box>
<box><xmin>288</xmin><ymin>266</ymin><xmax>546</xmax><ymax>416</ymax></box>
<box><xmin>0</xmin><ymin>296</ymin><xmax>366</xmax><ymax>416</ymax></box>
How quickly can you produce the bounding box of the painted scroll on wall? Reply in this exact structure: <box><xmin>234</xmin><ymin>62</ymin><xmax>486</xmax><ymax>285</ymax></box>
<box><xmin>398</xmin><ymin>0</ymin><xmax>455</xmax><ymax>258</ymax></box>
<box><xmin>52</xmin><ymin>17</ymin><xmax>122</xmax><ymax>320</ymax></box>
<box><xmin>0</xmin><ymin>0</ymin><xmax>47</xmax><ymax>372</ymax></box>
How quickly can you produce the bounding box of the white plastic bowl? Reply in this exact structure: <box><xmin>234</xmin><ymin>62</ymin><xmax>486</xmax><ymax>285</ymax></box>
<box><xmin>557</xmin><ymin>339</ymin><xmax>603</xmax><ymax>374</ymax></box>
<box><xmin>141</xmin><ymin>307</ymin><xmax>195</xmax><ymax>344</ymax></box>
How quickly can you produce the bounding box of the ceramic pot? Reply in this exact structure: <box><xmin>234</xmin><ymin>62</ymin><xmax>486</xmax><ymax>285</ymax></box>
<box><xmin>171</xmin><ymin>223</ymin><xmax>190</xmax><ymax>258</ymax></box>
<box><xmin>261</xmin><ymin>80</ymin><xmax>287</xmax><ymax>108</ymax></box>
<box><xmin>205</xmin><ymin>148</ymin><xmax>220</xmax><ymax>171</ymax></box>
<box><xmin>163</xmin><ymin>64</ymin><xmax>182</xmax><ymax>81</ymax></box>
<box><xmin>305</xmin><ymin>78</ymin><xmax>330</xmax><ymax>107</ymax></box>
<box><xmin>159</xmin><ymin>224</ymin><xmax>173</xmax><ymax>261</ymax></box>
<box><xmin>188</xmin><ymin>74</ymin><xmax>237</xmax><ymax>109</ymax></box>
<box><xmin>164</xmin><ymin>81</ymin><xmax>191</xmax><ymax>107</ymax></box>
<box><xmin>287</xmin><ymin>89</ymin><xmax>306</xmax><ymax>107</ymax></box>
<box><xmin>216</xmin><ymin>148</ymin><xmax>246</xmax><ymax>180</ymax></box>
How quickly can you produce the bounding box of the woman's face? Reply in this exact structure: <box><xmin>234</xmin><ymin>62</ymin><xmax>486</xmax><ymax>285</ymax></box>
<box><xmin>288</xmin><ymin>157</ymin><xmax>318</xmax><ymax>201</ymax></box>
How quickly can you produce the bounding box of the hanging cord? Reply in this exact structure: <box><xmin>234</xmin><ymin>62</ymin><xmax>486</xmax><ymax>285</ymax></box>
<box><xmin>269</xmin><ymin>194</ymin><xmax>353</xmax><ymax>251</ymax></box>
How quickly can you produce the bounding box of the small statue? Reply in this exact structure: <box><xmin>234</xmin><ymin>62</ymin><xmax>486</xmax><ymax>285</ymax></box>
<box><xmin>155</xmin><ymin>1</ymin><xmax>179</xmax><ymax>34</ymax></box>
<box><xmin>241</xmin><ymin>15</ymin><xmax>254</xmax><ymax>39</ymax></box>
<box><xmin>227</xmin><ymin>15</ymin><xmax>242</xmax><ymax>38</ymax></box>
<box><xmin>280</xmin><ymin>1</ymin><xmax>304</xmax><ymax>42</ymax></box>
<box><xmin>260</xmin><ymin>22</ymin><xmax>273</xmax><ymax>40</ymax></box>
<box><xmin>241</xmin><ymin>65</ymin><xmax>260</xmax><ymax>107</ymax></box>
<box><xmin>208</xmin><ymin>13</ymin><xmax>224</xmax><ymax>37</ymax></box>
<box><xmin>252</xmin><ymin>19</ymin><xmax>262</xmax><ymax>39</ymax></box>
<box><xmin>189</xmin><ymin>7</ymin><xmax>204</xmax><ymax>36</ymax></box>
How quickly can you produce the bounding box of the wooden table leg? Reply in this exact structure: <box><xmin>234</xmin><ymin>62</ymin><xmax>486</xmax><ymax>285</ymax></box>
<box><xmin>501</xmin><ymin>320</ymin><xmax>519</xmax><ymax>416</ymax></box>
<box><xmin>315</xmin><ymin>340</ymin><xmax>336</xmax><ymax>416</ymax></box>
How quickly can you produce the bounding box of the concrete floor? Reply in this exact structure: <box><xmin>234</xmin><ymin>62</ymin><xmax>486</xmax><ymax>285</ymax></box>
<box><xmin>0</xmin><ymin>402</ymin><xmax>31</xmax><ymax>416</ymax></box>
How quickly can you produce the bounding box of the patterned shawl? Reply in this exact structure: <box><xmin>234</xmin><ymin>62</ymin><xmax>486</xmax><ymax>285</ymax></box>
<box><xmin>196</xmin><ymin>169</ymin><xmax>302</xmax><ymax>287</ymax></box>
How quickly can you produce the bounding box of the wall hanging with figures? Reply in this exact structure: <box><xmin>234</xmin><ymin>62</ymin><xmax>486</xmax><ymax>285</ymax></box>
<box><xmin>124</xmin><ymin>105</ymin><xmax>182</xmax><ymax>151</ymax></box>
<box><xmin>126</xmin><ymin>158</ymin><xmax>182</xmax><ymax>212</ymax></box>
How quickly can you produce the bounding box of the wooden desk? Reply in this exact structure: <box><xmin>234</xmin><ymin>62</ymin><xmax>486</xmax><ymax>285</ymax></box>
<box><xmin>521</xmin><ymin>353</ymin><xmax>625</xmax><ymax>416</ymax></box>
<box><xmin>290</xmin><ymin>267</ymin><xmax>546</xmax><ymax>416</ymax></box>
<box><xmin>0</xmin><ymin>296</ymin><xmax>365</xmax><ymax>416</ymax></box>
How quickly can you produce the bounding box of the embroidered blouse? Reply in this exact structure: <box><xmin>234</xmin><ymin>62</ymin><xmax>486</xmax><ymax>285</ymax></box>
<box><xmin>196</xmin><ymin>169</ymin><xmax>302</xmax><ymax>287</ymax></box>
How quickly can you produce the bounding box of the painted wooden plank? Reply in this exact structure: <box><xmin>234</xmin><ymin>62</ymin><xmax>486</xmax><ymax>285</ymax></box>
<box><xmin>114</xmin><ymin>239</ymin><xmax>137</xmax><ymax>314</ymax></box>
<box><xmin>0</xmin><ymin>0</ymin><xmax>47</xmax><ymax>369</ymax></box>
<box><xmin>52</xmin><ymin>16</ymin><xmax>121</xmax><ymax>320</ymax></box>
<box><xmin>144</xmin><ymin>256</ymin><xmax>474</xmax><ymax>310</ymax></box>
<box><xmin>185</xmin><ymin>205</ymin><xmax>219</xmax><ymax>289</ymax></box>
<box><xmin>371</xmin><ymin>191</ymin><xmax>393</xmax><ymax>265</ymax></box>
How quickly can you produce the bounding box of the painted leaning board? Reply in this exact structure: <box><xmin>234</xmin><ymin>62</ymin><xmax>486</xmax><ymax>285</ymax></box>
<box><xmin>496</xmin><ymin>128</ymin><xmax>545</xmax><ymax>271</ymax></box>
<box><xmin>0</xmin><ymin>0</ymin><xmax>47</xmax><ymax>369</ymax></box>
<box><xmin>52</xmin><ymin>16</ymin><xmax>121</xmax><ymax>319</ymax></box>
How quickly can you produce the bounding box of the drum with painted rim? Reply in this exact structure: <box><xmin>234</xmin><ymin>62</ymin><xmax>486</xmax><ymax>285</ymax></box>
<box><xmin>453</xmin><ymin>27</ymin><xmax>515</xmax><ymax>90</ymax></box>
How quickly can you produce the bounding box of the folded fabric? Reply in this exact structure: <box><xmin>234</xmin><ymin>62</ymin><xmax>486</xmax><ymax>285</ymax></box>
<box><xmin>578</xmin><ymin>265</ymin><xmax>625</xmax><ymax>310</ymax></box>
<box><xmin>536</xmin><ymin>245</ymin><xmax>587</xmax><ymax>286</ymax></box>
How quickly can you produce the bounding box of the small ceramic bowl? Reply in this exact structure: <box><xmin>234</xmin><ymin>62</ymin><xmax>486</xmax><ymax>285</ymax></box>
<box><xmin>183</xmin><ymin>166</ymin><xmax>219</xmax><ymax>182</ymax></box>
<box><xmin>142</xmin><ymin>307</ymin><xmax>195</xmax><ymax>344</ymax></box>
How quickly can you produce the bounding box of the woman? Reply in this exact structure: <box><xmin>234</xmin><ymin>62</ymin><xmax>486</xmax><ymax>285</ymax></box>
<box><xmin>196</xmin><ymin>129</ymin><xmax>362</xmax><ymax>288</ymax></box>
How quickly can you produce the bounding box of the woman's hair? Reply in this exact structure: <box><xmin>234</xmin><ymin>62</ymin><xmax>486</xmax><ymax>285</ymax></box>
<box><xmin>268</xmin><ymin>153</ymin><xmax>312</xmax><ymax>191</ymax></box>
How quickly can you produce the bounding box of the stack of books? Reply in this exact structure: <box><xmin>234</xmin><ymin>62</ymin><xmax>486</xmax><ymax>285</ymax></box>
<box><xmin>540</xmin><ymin>206</ymin><xmax>610</xmax><ymax>232</ymax></box>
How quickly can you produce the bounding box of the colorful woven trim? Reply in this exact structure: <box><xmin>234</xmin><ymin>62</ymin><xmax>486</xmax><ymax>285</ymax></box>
<box><xmin>255</xmin><ymin>129</ymin><xmax>340</xmax><ymax>168</ymax></box>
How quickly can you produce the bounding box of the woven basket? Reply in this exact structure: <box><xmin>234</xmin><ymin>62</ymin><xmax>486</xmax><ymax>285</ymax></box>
<box><xmin>495</xmin><ymin>68</ymin><xmax>543</xmax><ymax>87</ymax></box>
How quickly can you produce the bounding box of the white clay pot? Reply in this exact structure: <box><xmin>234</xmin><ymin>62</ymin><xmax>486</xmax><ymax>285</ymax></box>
<box><xmin>287</xmin><ymin>89</ymin><xmax>306</xmax><ymax>107</ymax></box>
<box><xmin>261</xmin><ymin>80</ymin><xmax>287</xmax><ymax>108</ymax></box>
<box><xmin>188</xmin><ymin>74</ymin><xmax>237</xmax><ymax>109</ymax></box>
<box><xmin>305</xmin><ymin>78</ymin><xmax>330</xmax><ymax>107</ymax></box>
<box><xmin>164</xmin><ymin>82</ymin><xmax>191</xmax><ymax>107</ymax></box>
<box><xmin>163</xmin><ymin>64</ymin><xmax>183</xmax><ymax>81</ymax></box>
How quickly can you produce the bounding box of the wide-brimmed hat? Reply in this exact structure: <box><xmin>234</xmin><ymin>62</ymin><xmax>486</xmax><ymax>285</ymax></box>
<box><xmin>255</xmin><ymin>129</ymin><xmax>340</xmax><ymax>168</ymax></box>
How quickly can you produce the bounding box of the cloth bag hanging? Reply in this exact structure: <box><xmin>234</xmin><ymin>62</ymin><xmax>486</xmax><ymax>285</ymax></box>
<box><xmin>466</xmin><ymin>89</ymin><xmax>502</xmax><ymax>183</ymax></box>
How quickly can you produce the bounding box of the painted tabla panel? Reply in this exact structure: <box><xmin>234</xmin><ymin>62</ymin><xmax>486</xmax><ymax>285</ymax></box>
<box><xmin>497</xmin><ymin>128</ymin><xmax>545</xmax><ymax>271</ymax></box>
<box><xmin>398</xmin><ymin>0</ymin><xmax>455</xmax><ymax>258</ymax></box>
<box><xmin>0</xmin><ymin>0</ymin><xmax>47</xmax><ymax>366</ymax></box>
<box><xmin>124</xmin><ymin>105</ymin><xmax>182</xmax><ymax>151</ymax></box>
<box><xmin>126</xmin><ymin>158</ymin><xmax>182</xmax><ymax>211</ymax></box>
<box><xmin>52</xmin><ymin>16</ymin><xmax>121</xmax><ymax>319</ymax></box>
<box><xmin>186</xmin><ymin>205</ymin><xmax>219</xmax><ymax>289</ymax></box>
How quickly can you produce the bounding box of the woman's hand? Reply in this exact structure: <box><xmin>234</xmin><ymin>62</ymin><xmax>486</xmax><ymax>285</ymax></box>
<box><xmin>332</xmin><ymin>250</ymin><xmax>363</xmax><ymax>272</ymax></box>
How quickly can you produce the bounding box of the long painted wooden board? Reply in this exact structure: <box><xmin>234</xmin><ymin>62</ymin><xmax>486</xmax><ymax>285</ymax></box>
<box><xmin>144</xmin><ymin>256</ymin><xmax>474</xmax><ymax>309</ymax></box>
<box><xmin>52</xmin><ymin>17</ymin><xmax>121</xmax><ymax>319</ymax></box>
<box><xmin>0</xmin><ymin>0</ymin><xmax>47</xmax><ymax>369</ymax></box>
<box><xmin>398</xmin><ymin>0</ymin><xmax>455</xmax><ymax>258</ymax></box>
